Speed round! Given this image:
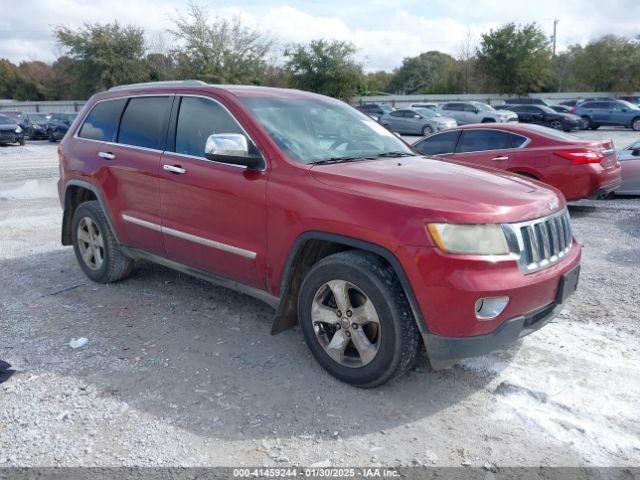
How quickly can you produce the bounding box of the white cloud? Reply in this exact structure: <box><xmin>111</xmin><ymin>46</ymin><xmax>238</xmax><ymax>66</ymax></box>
<box><xmin>0</xmin><ymin>0</ymin><xmax>639</xmax><ymax>72</ymax></box>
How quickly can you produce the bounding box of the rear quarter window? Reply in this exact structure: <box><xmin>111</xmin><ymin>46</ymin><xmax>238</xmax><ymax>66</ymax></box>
<box><xmin>78</xmin><ymin>99</ymin><xmax>127</xmax><ymax>142</ymax></box>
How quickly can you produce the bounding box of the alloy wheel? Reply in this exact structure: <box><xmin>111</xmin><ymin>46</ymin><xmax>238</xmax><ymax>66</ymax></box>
<box><xmin>77</xmin><ymin>217</ymin><xmax>104</xmax><ymax>270</ymax></box>
<box><xmin>633</xmin><ymin>118</ymin><xmax>640</xmax><ymax>131</ymax></box>
<box><xmin>311</xmin><ymin>279</ymin><xmax>381</xmax><ymax>368</ymax></box>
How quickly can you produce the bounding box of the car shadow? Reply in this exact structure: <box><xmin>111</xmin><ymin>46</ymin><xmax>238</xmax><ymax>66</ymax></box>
<box><xmin>0</xmin><ymin>249</ymin><xmax>504</xmax><ymax>441</ymax></box>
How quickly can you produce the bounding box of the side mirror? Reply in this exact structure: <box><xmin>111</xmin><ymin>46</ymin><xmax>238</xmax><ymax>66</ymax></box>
<box><xmin>622</xmin><ymin>108</ymin><xmax>628</xmax><ymax>112</ymax></box>
<box><xmin>413</xmin><ymin>114</ymin><xmax>421</xmax><ymax>119</ymax></box>
<box><xmin>204</xmin><ymin>133</ymin><xmax>264</xmax><ymax>170</ymax></box>
<box><xmin>473</xmin><ymin>108</ymin><xmax>479</xmax><ymax>113</ymax></box>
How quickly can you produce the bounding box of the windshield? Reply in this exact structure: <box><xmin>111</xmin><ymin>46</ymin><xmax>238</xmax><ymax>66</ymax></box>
<box><xmin>0</xmin><ymin>115</ymin><xmax>12</xmax><ymax>124</ymax></box>
<box><xmin>472</xmin><ymin>102</ymin><xmax>495</xmax><ymax>112</ymax></box>
<box><xmin>618</xmin><ymin>100</ymin><xmax>640</xmax><ymax>110</ymax></box>
<box><xmin>415</xmin><ymin>108</ymin><xmax>439</xmax><ymax>118</ymax></box>
<box><xmin>239</xmin><ymin>96</ymin><xmax>414</xmax><ymax>164</ymax></box>
<box><xmin>379</xmin><ymin>104</ymin><xmax>394</xmax><ymax>113</ymax></box>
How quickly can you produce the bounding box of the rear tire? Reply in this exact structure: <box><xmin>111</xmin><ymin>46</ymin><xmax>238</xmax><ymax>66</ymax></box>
<box><xmin>580</xmin><ymin>116</ymin><xmax>591</xmax><ymax>130</ymax></box>
<box><xmin>632</xmin><ymin>117</ymin><xmax>640</xmax><ymax>131</ymax></box>
<box><xmin>47</xmin><ymin>130</ymin><xmax>56</xmax><ymax>142</ymax></box>
<box><xmin>550</xmin><ymin>120</ymin><xmax>562</xmax><ymax>130</ymax></box>
<box><xmin>481</xmin><ymin>118</ymin><xmax>496</xmax><ymax>123</ymax></box>
<box><xmin>71</xmin><ymin>201</ymin><xmax>134</xmax><ymax>284</ymax></box>
<box><xmin>298</xmin><ymin>250</ymin><xmax>422</xmax><ymax>388</ymax></box>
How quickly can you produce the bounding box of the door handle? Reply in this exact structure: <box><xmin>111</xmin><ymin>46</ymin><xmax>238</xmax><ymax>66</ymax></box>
<box><xmin>163</xmin><ymin>164</ymin><xmax>186</xmax><ymax>174</ymax></box>
<box><xmin>492</xmin><ymin>156</ymin><xmax>509</xmax><ymax>161</ymax></box>
<box><xmin>98</xmin><ymin>151</ymin><xmax>115</xmax><ymax>160</ymax></box>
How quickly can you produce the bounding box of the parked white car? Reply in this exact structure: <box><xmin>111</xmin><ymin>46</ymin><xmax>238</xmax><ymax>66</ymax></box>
<box><xmin>437</xmin><ymin>101</ymin><xmax>518</xmax><ymax>125</ymax></box>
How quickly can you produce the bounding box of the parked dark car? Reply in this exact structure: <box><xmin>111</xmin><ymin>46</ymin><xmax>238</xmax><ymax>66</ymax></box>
<box><xmin>24</xmin><ymin>113</ymin><xmax>50</xmax><ymax>140</ymax></box>
<box><xmin>0</xmin><ymin>114</ymin><xmax>26</xmax><ymax>146</ymax></box>
<box><xmin>1</xmin><ymin>110</ymin><xmax>27</xmax><ymax>131</ymax></box>
<box><xmin>575</xmin><ymin>100</ymin><xmax>640</xmax><ymax>131</ymax></box>
<box><xmin>501</xmin><ymin>105</ymin><xmax>582</xmax><ymax>131</ymax></box>
<box><xmin>619</xmin><ymin>96</ymin><xmax>640</xmax><ymax>105</ymax></box>
<box><xmin>355</xmin><ymin>103</ymin><xmax>394</xmax><ymax>120</ymax></box>
<box><xmin>46</xmin><ymin>112</ymin><xmax>79</xmax><ymax>141</ymax></box>
<box><xmin>503</xmin><ymin>97</ymin><xmax>554</xmax><ymax>107</ymax></box>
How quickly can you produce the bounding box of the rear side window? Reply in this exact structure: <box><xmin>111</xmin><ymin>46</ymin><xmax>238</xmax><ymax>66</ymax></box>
<box><xmin>444</xmin><ymin>103</ymin><xmax>463</xmax><ymax>111</ymax></box>
<box><xmin>118</xmin><ymin>96</ymin><xmax>172</xmax><ymax>150</ymax></box>
<box><xmin>457</xmin><ymin>130</ymin><xmax>525</xmax><ymax>153</ymax></box>
<box><xmin>174</xmin><ymin>96</ymin><xmax>244</xmax><ymax>158</ymax></box>
<box><xmin>414</xmin><ymin>130</ymin><xmax>461</xmax><ymax>155</ymax></box>
<box><xmin>78</xmin><ymin>99</ymin><xmax>126</xmax><ymax>142</ymax></box>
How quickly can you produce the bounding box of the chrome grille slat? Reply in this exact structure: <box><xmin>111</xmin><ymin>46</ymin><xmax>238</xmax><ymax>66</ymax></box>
<box><xmin>506</xmin><ymin>208</ymin><xmax>573</xmax><ymax>274</ymax></box>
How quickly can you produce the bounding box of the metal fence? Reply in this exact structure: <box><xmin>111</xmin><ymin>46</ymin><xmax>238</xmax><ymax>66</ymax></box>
<box><xmin>0</xmin><ymin>101</ymin><xmax>86</xmax><ymax>113</ymax></box>
<box><xmin>353</xmin><ymin>92</ymin><xmax>640</xmax><ymax>107</ymax></box>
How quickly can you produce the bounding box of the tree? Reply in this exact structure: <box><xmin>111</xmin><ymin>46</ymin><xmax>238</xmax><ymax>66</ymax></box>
<box><xmin>168</xmin><ymin>3</ymin><xmax>272</xmax><ymax>84</ymax></box>
<box><xmin>477</xmin><ymin>23</ymin><xmax>552</xmax><ymax>94</ymax></box>
<box><xmin>55</xmin><ymin>22</ymin><xmax>151</xmax><ymax>96</ymax></box>
<box><xmin>0</xmin><ymin>59</ymin><xmax>41</xmax><ymax>100</ymax></box>
<box><xmin>364</xmin><ymin>70</ymin><xmax>394</xmax><ymax>95</ymax></box>
<box><xmin>388</xmin><ymin>51</ymin><xmax>458</xmax><ymax>94</ymax></box>
<box><xmin>456</xmin><ymin>31</ymin><xmax>480</xmax><ymax>94</ymax></box>
<box><xmin>284</xmin><ymin>39</ymin><xmax>365</xmax><ymax>101</ymax></box>
<box><xmin>568</xmin><ymin>36</ymin><xmax>640</xmax><ymax>92</ymax></box>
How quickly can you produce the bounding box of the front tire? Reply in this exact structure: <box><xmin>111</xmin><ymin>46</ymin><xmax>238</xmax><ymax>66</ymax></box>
<box><xmin>422</xmin><ymin>125</ymin><xmax>433</xmax><ymax>135</ymax></box>
<box><xmin>298</xmin><ymin>251</ymin><xmax>421</xmax><ymax>388</ymax></box>
<box><xmin>47</xmin><ymin>130</ymin><xmax>56</xmax><ymax>142</ymax></box>
<box><xmin>71</xmin><ymin>201</ymin><xmax>134</xmax><ymax>283</ymax></box>
<box><xmin>632</xmin><ymin>117</ymin><xmax>640</xmax><ymax>131</ymax></box>
<box><xmin>549</xmin><ymin>120</ymin><xmax>562</xmax><ymax>130</ymax></box>
<box><xmin>580</xmin><ymin>116</ymin><xmax>591</xmax><ymax>130</ymax></box>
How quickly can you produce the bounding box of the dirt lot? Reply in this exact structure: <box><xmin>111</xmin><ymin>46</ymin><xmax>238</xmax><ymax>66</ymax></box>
<box><xmin>1</xmin><ymin>132</ymin><xmax>639</xmax><ymax>468</ymax></box>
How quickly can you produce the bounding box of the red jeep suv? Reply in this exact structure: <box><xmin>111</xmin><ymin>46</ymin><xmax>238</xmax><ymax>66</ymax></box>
<box><xmin>58</xmin><ymin>81</ymin><xmax>581</xmax><ymax>387</ymax></box>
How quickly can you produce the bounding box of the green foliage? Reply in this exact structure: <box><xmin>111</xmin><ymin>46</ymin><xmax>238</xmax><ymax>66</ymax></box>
<box><xmin>476</xmin><ymin>23</ymin><xmax>552</xmax><ymax>94</ymax></box>
<box><xmin>284</xmin><ymin>39</ymin><xmax>365</xmax><ymax>101</ymax></box>
<box><xmin>388</xmin><ymin>51</ymin><xmax>459</xmax><ymax>94</ymax></box>
<box><xmin>0</xmin><ymin>58</ymin><xmax>41</xmax><ymax>100</ymax></box>
<box><xmin>55</xmin><ymin>22</ymin><xmax>151</xmax><ymax>95</ymax></box>
<box><xmin>365</xmin><ymin>70</ymin><xmax>394</xmax><ymax>95</ymax></box>
<box><xmin>564</xmin><ymin>36</ymin><xmax>640</xmax><ymax>92</ymax></box>
<box><xmin>168</xmin><ymin>3</ymin><xmax>272</xmax><ymax>84</ymax></box>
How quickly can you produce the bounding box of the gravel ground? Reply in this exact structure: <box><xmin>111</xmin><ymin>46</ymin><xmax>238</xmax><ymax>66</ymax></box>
<box><xmin>1</xmin><ymin>135</ymin><xmax>639</xmax><ymax>468</ymax></box>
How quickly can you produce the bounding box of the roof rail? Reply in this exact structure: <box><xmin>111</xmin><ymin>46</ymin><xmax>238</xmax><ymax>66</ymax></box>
<box><xmin>108</xmin><ymin>80</ymin><xmax>208</xmax><ymax>91</ymax></box>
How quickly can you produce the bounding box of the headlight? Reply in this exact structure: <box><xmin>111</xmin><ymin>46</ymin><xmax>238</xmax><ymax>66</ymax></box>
<box><xmin>15</xmin><ymin>126</ymin><xmax>22</xmax><ymax>133</ymax></box>
<box><xmin>427</xmin><ymin>223</ymin><xmax>510</xmax><ymax>255</ymax></box>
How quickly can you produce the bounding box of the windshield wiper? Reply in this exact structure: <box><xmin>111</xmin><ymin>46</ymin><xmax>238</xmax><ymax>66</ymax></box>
<box><xmin>308</xmin><ymin>156</ymin><xmax>377</xmax><ymax>165</ymax></box>
<box><xmin>377</xmin><ymin>151</ymin><xmax>415</xmax><ymax>158</ymax></box>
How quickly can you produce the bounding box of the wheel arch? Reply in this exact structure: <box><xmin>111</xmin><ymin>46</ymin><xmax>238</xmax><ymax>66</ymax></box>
<box><xmin>271</xmin><ymin>231</ymin><xmax>429</xmax><ymax>337</ymax></box>
<box><xmin>62</xmin><ymin>180</ymin><xmax>118</xmax><ymax>246</ymax></box>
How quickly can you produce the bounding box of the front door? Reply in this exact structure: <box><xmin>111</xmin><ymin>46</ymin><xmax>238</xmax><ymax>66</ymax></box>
<box><xmin>159</xmin><ymin>95</ymin><xmax>268</xmax><ymax>288</ymax></box>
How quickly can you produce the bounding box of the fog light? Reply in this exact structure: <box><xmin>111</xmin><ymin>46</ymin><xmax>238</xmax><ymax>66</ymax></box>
<box><xmin>475</xmin><ymin>296</ymin><xmax>509</xmax><ymax>320</ymax></box>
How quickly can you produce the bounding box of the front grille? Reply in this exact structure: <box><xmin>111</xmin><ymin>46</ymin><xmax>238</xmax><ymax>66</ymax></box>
<box><xmin>504</xmin><ymin>208</ymin><xmax>573</xmax><ymax>274</ymax></box>
<box><xmin>0</xmin><ymin>132</ymin><xmax>16</xmax><ymax>143</ymax></box>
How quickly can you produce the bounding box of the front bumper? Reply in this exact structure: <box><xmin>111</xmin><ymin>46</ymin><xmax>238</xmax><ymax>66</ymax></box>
<box><xmin>424</xmin><ymin>265</ymin><xmax>579</xmax><ymax>369</ymax></box>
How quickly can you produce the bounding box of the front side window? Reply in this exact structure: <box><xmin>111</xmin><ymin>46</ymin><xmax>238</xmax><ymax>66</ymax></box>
<box><xmin>414</xmin><ymin>130</ymin><xmax>461</xmax><ymax>155</ymax></box>
<box><xmin>174</xmin><ymin>96</ymin><xmax>244</xmax><ymax>158</ymax></box>
<box><xmin>457</xmin><ymin>130</ymin><xmax>523</xmax><ymax>153</ymax></box>
<box><xmin>239</xmin><ymin>96</ymin><xmax>413</xmax><ymax>164</ymax></box>
<box><xmin>118</xmin><ymin>96</ymin><xmax>172</xmax><ymax>150</ymax></box>
<box><xmin>78</xmin><ymin>99</ymin><xmax>127</xmax><ymax>142</ymax></box>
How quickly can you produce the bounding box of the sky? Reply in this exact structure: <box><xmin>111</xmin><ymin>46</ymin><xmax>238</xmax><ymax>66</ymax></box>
<box><xmin>0</xmin><ymin>0</ymin><xmax>638</xmax><ymax>72</ymax></box>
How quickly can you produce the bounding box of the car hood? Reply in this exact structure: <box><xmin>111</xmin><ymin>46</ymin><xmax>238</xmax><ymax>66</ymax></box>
<box><xmin>496</xmin><ymin>109</ymin><xmax>517</xmax><ymax>117</ymax></box>
<box><xmin>0</xmin><ymin>122</ymin><xmax>18</xmax><ymax>131</ymax></box>
<box><xmin>309</xmin><ymin>156</ymin><xmax>563</xmax><ymax>224</ymax></box>
<box><xmin>432</xmin><ymin>116</ymin><xmax>456</xmax><ymax>124</ymax></box>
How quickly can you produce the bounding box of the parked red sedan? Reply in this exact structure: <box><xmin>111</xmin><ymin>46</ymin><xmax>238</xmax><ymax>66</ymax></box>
<box><xmin>412</xmin><ymin>123</ymin><xmax>622</xmax><ymax>200</ymax></box>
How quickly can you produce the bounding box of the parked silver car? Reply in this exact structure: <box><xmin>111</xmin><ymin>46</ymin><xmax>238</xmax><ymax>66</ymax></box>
<box><xmin>437</xmin><ymin>101</ymin><xmax>518</xmax><ymax>125</ymax></box>
<box><xmin>616</xmin><ymin>141</ymin><xmax>640</xmax><ymax>195</ymax></box>
<box><xmin>379</xmin><ymin>108</ymin><xmax>457</xmax><ymax>135</ymax></box>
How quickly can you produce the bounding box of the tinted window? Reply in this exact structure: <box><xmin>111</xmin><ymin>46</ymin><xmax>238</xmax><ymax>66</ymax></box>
<box><xmin>389</xmin><ymin>110</ymin><xmax>404</xmax><ymax>117</ymax></box>
<box><xmin>444</xmin><ymin>103</ymin><xmax>463</xmax><ymax>111</ymax></box>
<box><xmin>0</xmin><ymin>114</ymin><xmax>12</xmax><ymax>123</ymax></box>
<box><xmin>118</xmin><ymin>97</ymin><xmax>172</xmax><ymax>150</ymax></box>
<box><xmin>174</xmin><ymin>96</ymin><xmax>244</xmax><ymax>158</ymax></box>
<box><xmin>463</xmin><ymin>104</ymin><xmax>478</xmax><ymax>112</ymax></box>
<box><xmin>79</xmin><ymin>99</ymin><xmax>127</xmax><ymax>142</ymax></box>
<box><xmin>414</xmin><ymin>130</ymin><xmax>461</xmax><ymax>155</ymax></box>
<box><xmin>457</xmin><ymin>130</ymin><xmax>524</xmax><ymax>153</ymax></box>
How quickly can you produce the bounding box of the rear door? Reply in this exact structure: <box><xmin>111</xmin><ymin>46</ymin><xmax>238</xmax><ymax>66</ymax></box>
<box><xmin>159</xmin><ymin>95</ymin><xmax>267</xmax><ymax>288</ymax></box>
<box><xmin>441</xmin><ymin>103</ymin><xmax>465</xmax><ymax>124</ymax></box>
<box><xmin>450</xmin><ymin>129</ymin><xmax>527</xmax><ymax>169</ymax></box>
<box><xmin>100</xmin><ymin>95</ymin><xmax>173</xmax><ymax>256</ymax></box>
<box><xmin>386</xmin><ymin>110</ymin><xmax>408</xmax><ymax>133</ymax></box>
